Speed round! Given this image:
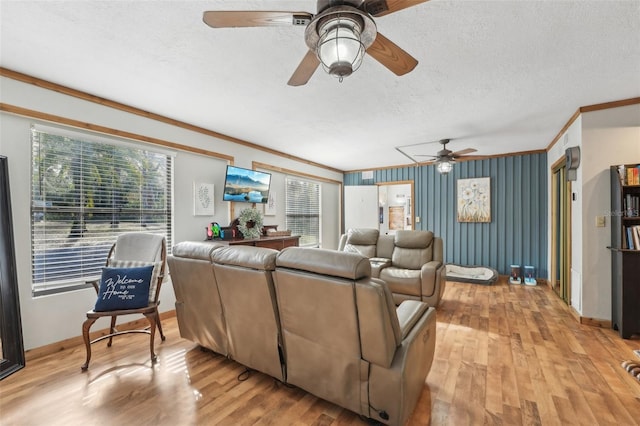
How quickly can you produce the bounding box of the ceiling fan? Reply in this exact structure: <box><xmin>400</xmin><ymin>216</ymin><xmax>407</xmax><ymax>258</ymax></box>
<box><xmin>400</xmin><ymin>139</ymin><xmax>478</xmax><ymax>174</ymax></box>
<box><xmin>202</xmin><ymin>0</ymin><xmax>429</xmax><ymax>86</ymax></box>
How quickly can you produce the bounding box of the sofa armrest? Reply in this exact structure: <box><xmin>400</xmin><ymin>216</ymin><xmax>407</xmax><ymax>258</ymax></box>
<box><xmin>419</xmin><ymin>260</ymin><xmax>441</xmax><ymax>294</ymax></box>
<box><xmin>369</xmin><ymin>257</ymin><xmax>391</xmax><ymax>278</ymax></box>
<box><xmin>396</xmin><ymin>300</ymin><xmax>428</xmax><ymax>339</ymax></box>
<box><xmin>421</xmin><ymin>260</ymin><xmax>441</xmax><ymax>275</ymax></box>
<box><xmin>419</xmin><ymin>261</ymin><xmax>446</xmax><ymax>306</ymax></box>
<box><xmin>368</xmin><ymin>306</ymin><xmax>437</xmax><ymax>425</ymax></box>
<box><xmin>337</xmin><ymin>234</ymin><xmax>347</xmax><ymax>251</ymax></box>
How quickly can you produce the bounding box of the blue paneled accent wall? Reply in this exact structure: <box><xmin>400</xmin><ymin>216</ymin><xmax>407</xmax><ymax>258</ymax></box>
<box><xmin>344</xmin><ymin>153</ymin><xmax>548</xmax><ymax>277</ymax></box>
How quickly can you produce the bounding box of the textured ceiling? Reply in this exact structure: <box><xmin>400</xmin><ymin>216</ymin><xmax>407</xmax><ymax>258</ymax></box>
<box><xmin>1</xmin><ymin>0</ymin><xmax>639</xmax><ymax>171</ymax></box>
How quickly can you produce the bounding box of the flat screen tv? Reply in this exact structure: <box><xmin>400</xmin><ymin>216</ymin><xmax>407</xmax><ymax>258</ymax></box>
<box><xmin>222</xmin><ymin>165</ymin><xmax>272</xmax><ymax>204</ymax></box>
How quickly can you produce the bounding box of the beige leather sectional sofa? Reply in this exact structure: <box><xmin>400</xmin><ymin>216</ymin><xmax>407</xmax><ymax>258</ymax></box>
<box><xmin>338</xmin><ymin>228</ymin><xmax>446</xmax><ymax>307</ymax></box>
<box><xmin>169</xmin><ymin>242</ymin><xmax>437</xmax><ymax>426</ymax></box>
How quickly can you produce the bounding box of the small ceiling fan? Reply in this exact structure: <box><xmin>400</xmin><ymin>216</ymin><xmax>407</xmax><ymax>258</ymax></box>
<box><xmin>202</xmin><ymin>0</ymin><xmax>429</xmax><ymax>86</ymax></box>
<box><xmin>398</xmin><ymin>139</ymin><xmax>478</xmax><ymax>173</ymax></box>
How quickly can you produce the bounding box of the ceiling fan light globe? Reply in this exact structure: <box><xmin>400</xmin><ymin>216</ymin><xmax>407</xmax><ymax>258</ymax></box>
<box><xmin>317</xmin><ymin>16</ymin><xmax>365</xmax><ymax>79</ymax></box>
<box><xmin>437</xmin><ymin>161</ymin><xmax>453</xmax><ymax>174</ymax></box>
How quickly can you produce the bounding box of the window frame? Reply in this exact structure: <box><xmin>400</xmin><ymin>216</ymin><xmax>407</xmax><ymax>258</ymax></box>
<box><xmin>285</xmin><ymin>176</ymin><xmax>321</xmax><ymax>248</ymax></box>
<box><xmin>30</xmin><ymin>124</ymin><xmax>174</xmax><ymax>297</ymax></box>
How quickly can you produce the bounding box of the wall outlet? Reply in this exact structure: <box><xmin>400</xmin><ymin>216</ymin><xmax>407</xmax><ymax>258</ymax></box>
<box><xmin>595</xmin><ymin>215</ymin><xmax>606</xmax><ymax>227</ymax></box>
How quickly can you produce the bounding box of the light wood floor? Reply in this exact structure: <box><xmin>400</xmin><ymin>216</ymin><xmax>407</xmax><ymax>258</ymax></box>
<box><xmin>1</xmin><ymin>279</ymin><xmax>640</xmax><ymax>425</ymax></box>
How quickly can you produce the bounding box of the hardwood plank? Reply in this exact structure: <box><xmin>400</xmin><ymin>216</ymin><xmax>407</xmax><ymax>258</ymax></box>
<box><xmin>2</xmin><ymin>280</ymin><xmax>640</xmax><ymax>425</ymax></box>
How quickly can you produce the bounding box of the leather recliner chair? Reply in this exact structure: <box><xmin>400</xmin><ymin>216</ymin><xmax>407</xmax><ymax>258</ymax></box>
<box><xmin>338</xmin><ymin>228</ymin><xmax>394</xmax><ymax>277</ymax></box>
<box><xmin>211</xmin><ymin>245</ymin><xmax>284</xmax><ymax>381</ymax></box>
<box><xmin>273</xmin><ymin>247</ymin><xmax>436</xmax><ymax>426</ymax></box>
<box><xmin>168</xmin><ymin>241</ymin><xmax>229</xmax><ymax>356</ymax></box>
<box><xmin>379</xmin><ymin>230</ymin><xmax>445</xmax><ymax>306</ymax></box>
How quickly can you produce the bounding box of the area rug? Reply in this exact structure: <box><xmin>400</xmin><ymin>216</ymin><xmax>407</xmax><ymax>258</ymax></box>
<box><xmin>621</xmin><ymin>360</ymin><xmax>640</xmax><ymax>382</ymax></box>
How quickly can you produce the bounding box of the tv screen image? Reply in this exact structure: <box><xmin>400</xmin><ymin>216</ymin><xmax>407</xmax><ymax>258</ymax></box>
<box><xmin>222</xmin><ymin>165</ymin><xmax>271</xmax><ymax>203</ymax></box>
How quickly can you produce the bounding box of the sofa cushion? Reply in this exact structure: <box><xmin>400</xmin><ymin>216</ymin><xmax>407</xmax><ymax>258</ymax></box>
<box><xmin>392</xmin><ymin>246</ymin><xmax>432</xmax><ymax>270</ymax></box>
<box><xmin>376</xmin><ymin>234</ymin><xmax>395</xmax><ymax>259</ymax></box>
<box><xmin>394</xmin><ymin>230</ymin><xmax>433</xmax><ymax>248</ymax></box>
<box><xmin>392</xmin><ymin>231</ymin><xmax>434</xmax><ymax>270</ymax></box>
<box><xmin>379</xmin><ymin>267</ymin><xmax>422</xmax><ymax>297</ymax></box>
<box><xmin>276</xmin><ymin>247</ymin><xmax>371</xmax><ymax>280</ymax></box>
<box><xmin>346</xmin><ymin>228</ymin><xmax>379</xmax><ymax>245</ymax></box>
<box><xmin>173</xmin><ymin>241</ymin><xmax>223</xmax><ymax>261</ymax></box>
<box><xmin>211</xmin><ymin>245</ymin><xmax>277</xmax><ymax>270</ymax></box>
<box><xmin>343</xmin><ymin>228</ymin><xmax>379</xmax><ymax>258</ymax></box>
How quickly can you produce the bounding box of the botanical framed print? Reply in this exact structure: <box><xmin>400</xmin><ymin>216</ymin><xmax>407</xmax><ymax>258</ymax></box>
<box><xmin>264</xmin><ymin>191</ymin><xmax>276</xmax><ymax>216</ymax></box>
<box><xmin>193</xmin><ymin>182</ymin><xmax>215</xmax><ymax>216</ymax></box>
<box><xmin>457</xmin><ymin>177</ymin><xmax>490</xmax><ymax>222</ymax></box>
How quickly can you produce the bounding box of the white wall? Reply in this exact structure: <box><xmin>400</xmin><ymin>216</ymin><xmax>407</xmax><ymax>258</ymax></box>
<box><xmin>580</xmin><ymin>104</ymin><xmax>640</xmax><ymax>321</ymax></box>
<box><xmin>548</xmin><ymin>104</ymin><xmax>640</xmax><ymax>321</ymax></box>
<box><xmin>0</xmin><ymin>75</ymin><xmax>343</xmax><ymax>350</ymax></box>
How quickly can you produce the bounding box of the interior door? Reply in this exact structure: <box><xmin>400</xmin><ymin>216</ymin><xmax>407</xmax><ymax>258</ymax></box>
<box><xmin>344</xmin><ymin>185</ymin><xmax>379</xmax><ymax>231</ymax></box>
<box><xmin>551</xmin><ymin>161</ymin><xmax>571</xmax><ymax>304</ymax></box>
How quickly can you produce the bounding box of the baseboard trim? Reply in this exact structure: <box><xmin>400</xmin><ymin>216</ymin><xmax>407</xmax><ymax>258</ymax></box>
<box><xmin>580</xmin><ymin>316</ymin><xmax>612</xmax><ymax>329</ymax></box>
<box><xmin>25</xmin><ymin>310</ymin><xmax>177</xmax><ymax>362</ymax></box>
<box><xmin>567</xmin><ymin>305</ymin><xmax>611</xmax><ymax>329</ymax></box>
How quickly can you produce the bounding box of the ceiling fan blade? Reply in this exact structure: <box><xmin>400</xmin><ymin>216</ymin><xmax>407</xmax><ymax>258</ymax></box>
<box><xmin>366</xmin><ymin>32</ymin><xmax>418</xmax><ymax>76</ymax></box>
<box><xmin>288</xmin><ymin>50</ymin><xmax>320</xmax><ymax>86</ymax></box>
<box><xmin>365</xmin><ymin>0</ymin><xmax>430</xmax><ymax>17</ymax></box>
<box><xmin>203</xmin><ymin>11</ymin><xmax>313</xmax><ymax>28</ymax></box>
<box><xmin>451</xmin><ymin>148</ymin><xmax>478</xmax><ymax>157</ymax></box>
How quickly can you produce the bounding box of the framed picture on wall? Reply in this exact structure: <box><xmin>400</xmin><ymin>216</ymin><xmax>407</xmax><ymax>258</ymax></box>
<box><xmin>264</xmin><ymin>191</ymin><xmax>276</xmax><ymax>216</ymax></box>
<box><xmin>457</xmin><ymin>177</ymin><xmax>491</xmax><ymax>222</ymax></box>
<box><xmin>193</xmin><ymin>182</ymin><xmax>215</xmax><ymax>216</ymax></box>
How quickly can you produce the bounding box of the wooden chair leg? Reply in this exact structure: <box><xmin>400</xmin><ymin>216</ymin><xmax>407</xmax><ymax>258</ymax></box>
<box><xmin>144</xmin><ymin>312</ymin><xmax>158</xmax><ymax>364</ymax></box>
<box><xmin>81</xmin><ymin>317</ymin><xmax>98</xmax><ymax>371</ymax></box>
<box><xmin>155</xmin><ymin>309</ymin><xmax>166</xmax><ymax>342</ymax></box>
<box><xmin>107</xmin><ymin>315</ymin><xmax>117</xmax><ymax>347</ymax></box>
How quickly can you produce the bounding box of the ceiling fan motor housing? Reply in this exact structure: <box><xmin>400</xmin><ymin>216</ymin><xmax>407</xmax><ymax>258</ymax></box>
<box><xmin>317</xmin><ymin>0</ymin><xmax>369</xmax><ymax>13</ymax></box>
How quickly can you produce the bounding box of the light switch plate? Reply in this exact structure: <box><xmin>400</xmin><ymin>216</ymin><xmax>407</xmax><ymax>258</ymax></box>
<box><xmin>415</xmin><ymin>216</ymin><xmax>420</xmax><ymax>223</ymax></box>
<box><xmin>595</xmin><ymin>216</ymin><xmax>605</xmax><ymax>227</ymax></box>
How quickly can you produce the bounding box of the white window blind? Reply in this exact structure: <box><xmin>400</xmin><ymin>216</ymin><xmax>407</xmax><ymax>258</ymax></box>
<box><xmin>31</xmin><ymin>126</ymin><xmax>173</xmax><ymax>296</ymax></box>
<box><xmin>285</xmin><ymin>177</ymin><xmax>321</xmax><ymax>247</ymax></box>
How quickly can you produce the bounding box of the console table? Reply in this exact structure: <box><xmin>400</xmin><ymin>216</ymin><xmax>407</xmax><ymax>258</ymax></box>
<box><xmin>211</xmin><ymin>235</ymin><xmax>300</xmax><ymax>251</ymax></box>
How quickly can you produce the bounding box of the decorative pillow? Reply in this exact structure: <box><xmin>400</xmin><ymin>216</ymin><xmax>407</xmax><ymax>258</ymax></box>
<box><xmin>109</xmin><ymin>260</ymin><xmax>162</xmax><ymax>302</ymax></box>
<box><xmin>94</xmin><ymin>265</ymin><xmax>154</xmax><ymax>311</ymax></box>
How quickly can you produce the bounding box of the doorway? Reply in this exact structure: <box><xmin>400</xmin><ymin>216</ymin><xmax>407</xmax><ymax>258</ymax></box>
<box><xmin>378</xmin><ymin>181</ymin><xmax>414</xmax><ymax>234</ymax></box>
<box><xmin>550</xmin><ymin>159</ymin><xmax>571</xmax><ymax>304</ymax></box>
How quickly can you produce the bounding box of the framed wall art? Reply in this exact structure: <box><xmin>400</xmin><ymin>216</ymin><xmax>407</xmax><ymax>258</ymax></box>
<box><xmin>457</xmin><ymin>177</ymin><xmax>491</xmax><ymax>222</ymax></box>
<box><xmin>264</xmin><ymin>191</ymin><xmax>276</xmax><ymax>216</ymax></box>
<box><xmin>193</xmin><ymin>182</ymin><xmax>215</xmax><ymax>216</ymax></box>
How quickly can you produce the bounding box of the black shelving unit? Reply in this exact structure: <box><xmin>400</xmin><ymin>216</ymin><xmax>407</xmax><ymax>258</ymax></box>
<box><xmin>610</xmin><ymin>165</ymin><xmax>640</xmax><ymax>339</ymax></box>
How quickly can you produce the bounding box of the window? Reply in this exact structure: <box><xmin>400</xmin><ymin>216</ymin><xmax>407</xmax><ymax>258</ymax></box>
<box><xmin>285</xmin><ymin>177</ymin><xmax>321</xmax><ymax>247</ymax></box>
<box><xmin>31</xmin><ymin>125</ymin><xmax>173</xmax><ymax>296</ymax></box>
